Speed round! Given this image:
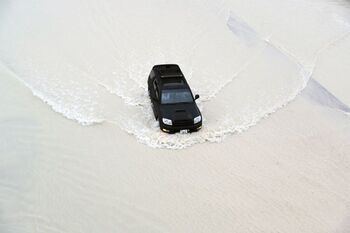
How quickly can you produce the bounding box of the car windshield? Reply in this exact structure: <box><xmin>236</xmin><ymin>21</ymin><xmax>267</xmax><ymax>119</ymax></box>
<box><xmin>161</xmin><ymin>88</ymin><xmax>193</xmax><ymax>104</ymax></box>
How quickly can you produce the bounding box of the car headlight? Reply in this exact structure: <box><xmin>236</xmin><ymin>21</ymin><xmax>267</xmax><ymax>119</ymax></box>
<box><xmin>162</xmin><ymin>118</ymin><xmax>172</xmax><ymax>126</ymax></box>
<box><xmin>194</xmin><ymin>115</ymin><xmax>202</xmax><ymax>124</ymax></box>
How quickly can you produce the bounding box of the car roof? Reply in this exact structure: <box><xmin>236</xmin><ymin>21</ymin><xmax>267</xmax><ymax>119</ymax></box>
<box><xmin>153</xmin><ymin>64</ymin><xmax>183</xmax><ymax>78</ymax></box>
<box><xmin>152</xmin><ymin>64</ymin><xmax>189</xmax><ymax>89</ymax></box>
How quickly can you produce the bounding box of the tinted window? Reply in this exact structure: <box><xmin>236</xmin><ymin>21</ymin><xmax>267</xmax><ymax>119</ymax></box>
<box><xmin>155</xmin><ymin>87</ymin><xmax>159</xmax><ymax>99</ymax></box>
<box><xmin>153</xmin><ymin>80</ymin><xmax>159</xmax><ymax>99</ymax></box>
<box><xmin>150</xmin><ymin>70</ymin><xmax>156</xmax><ymax>79</ymax></box>
<box><xmin>161</xmin><ymin>89</ymin><xmax>193</xmax><ymax>104</ymax></box>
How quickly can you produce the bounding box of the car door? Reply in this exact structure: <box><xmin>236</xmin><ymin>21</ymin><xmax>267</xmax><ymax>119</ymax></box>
<box><xmin>148</xmin><ymin>69</ymin><xmax>156</xmax><ymax>96</ymax></box>
<box><xmin>151</xmin><ymin>79</ymin><xmax>160</xmax><ymax>119</ymax></box>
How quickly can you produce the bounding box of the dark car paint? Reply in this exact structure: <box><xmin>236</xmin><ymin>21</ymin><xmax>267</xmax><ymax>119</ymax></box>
<box><xmin>148</xmin><ymin>64</ymin><xmax>202</xmax><ymax>133</ymax></box>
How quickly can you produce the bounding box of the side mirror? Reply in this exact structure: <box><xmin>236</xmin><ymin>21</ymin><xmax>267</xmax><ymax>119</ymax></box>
<box><xmin>195</xmin><ymin>94</ymin><xmax>200</xmax><ymax>100</ymax></box>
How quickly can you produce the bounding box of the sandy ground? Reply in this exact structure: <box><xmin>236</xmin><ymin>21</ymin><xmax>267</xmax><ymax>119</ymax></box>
<box><xmin>1</xmin><ymin>62</ymin><xmax>350</xmax><ymax>232</ymax></box>
<box><xmin>1</xmin><ymin>1</ymin><xmax>350</xmax><ymax>232</ymax></box>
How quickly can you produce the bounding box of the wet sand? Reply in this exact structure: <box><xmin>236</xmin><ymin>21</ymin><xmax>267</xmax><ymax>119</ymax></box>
<box><xmin>1</xmin><ymin>61</ymin><xmax>349</xmax><ymax>232</ymax></box>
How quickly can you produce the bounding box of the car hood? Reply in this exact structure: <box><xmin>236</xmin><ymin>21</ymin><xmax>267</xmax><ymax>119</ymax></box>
<box><xmin>159</xmin><ymin>103</ymin><xmax>200</xmax><ymax>121</ymax></box>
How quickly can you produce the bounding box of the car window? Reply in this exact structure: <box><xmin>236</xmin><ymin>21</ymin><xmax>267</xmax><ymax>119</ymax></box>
<box><xmin>155</xmin><ymin>87</ymin><xmax>159</xmax><ymax>99</ymax></box>
<box><xmin>161</xmin><ymin>89</ymin><xmax>193</xmax><ymax>104</ymax></box>
<box><xmin>153</xmin><ymin>80</ymin><xmax>159</xmax><ymax>100</ymax></box>
<box><xmin>150</xmin><ymin>70</ymin><xmax>155</xmax><ymax>79</ymax></box>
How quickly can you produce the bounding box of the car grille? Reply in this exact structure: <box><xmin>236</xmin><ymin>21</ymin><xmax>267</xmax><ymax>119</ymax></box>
<box><xmin>173</xmin><ymin>119</ymin><xmax>193</xmax><ymax>126</ymax></box>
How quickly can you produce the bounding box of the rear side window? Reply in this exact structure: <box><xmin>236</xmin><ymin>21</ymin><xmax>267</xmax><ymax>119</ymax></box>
<box><xmin>150</xmin><ymin>70</ymin><xmax>156</xmax><ymax>80</ymax></box>
<box><xmin>153</xmin><ymin>80</ymin><xmax>159</xmax><ymax>100</ymax></box>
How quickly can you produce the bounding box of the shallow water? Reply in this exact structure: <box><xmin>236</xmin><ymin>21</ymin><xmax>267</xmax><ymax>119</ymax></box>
<box><xmin>0</xmin><ymin>0</ymin><xmax>349</xmax><ymax>149</ymax></box>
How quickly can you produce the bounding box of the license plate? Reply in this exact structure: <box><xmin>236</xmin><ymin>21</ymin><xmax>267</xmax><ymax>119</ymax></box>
<box><xmin>180</xmin><ymin>129</ymin><xmax>189</xmax><ymax>134</ymax></box>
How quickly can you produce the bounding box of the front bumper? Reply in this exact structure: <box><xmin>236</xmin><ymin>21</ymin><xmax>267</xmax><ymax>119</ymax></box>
<box><xmin>160</xmin><ymin>121</ymin><xmax>202</xmax><ymax>133</ymax></box>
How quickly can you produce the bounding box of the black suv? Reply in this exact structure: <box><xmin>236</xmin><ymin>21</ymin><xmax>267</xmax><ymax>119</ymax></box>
<box><xmin>148</xmin><ymin>64</ymin><xmax>202</xmax><ymax>133</ymax></box>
